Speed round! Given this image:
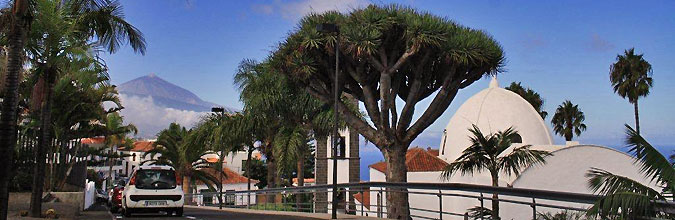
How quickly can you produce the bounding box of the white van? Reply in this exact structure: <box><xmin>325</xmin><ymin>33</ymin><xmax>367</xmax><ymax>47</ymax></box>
<box><xmin>121</xmin><ymin>165</ymin><xmax>184</xmax><ymax>217</ymax></box>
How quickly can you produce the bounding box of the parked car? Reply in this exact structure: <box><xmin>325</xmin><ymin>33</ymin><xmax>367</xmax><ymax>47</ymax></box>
<box><xmin>109</xmin><ymin>181</ymin><xmax>126</xmax><ymax>213</ymax></box>
<box><xmin>121</xmin><ymin>165</ymin><xmax>183</xmax><ymax>217</ymax></box>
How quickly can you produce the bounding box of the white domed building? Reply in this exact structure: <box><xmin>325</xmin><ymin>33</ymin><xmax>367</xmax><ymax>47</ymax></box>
<box><xmin>358</xmin><ymin>78</ymin><xmax>658</xmax><ymax>219</ymax></box>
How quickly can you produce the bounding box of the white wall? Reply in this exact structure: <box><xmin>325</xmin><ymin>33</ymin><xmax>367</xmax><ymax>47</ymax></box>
<box><xmin>501</xmin><ymin>145</ymin><xmax>660</xmax><ymax>220</ymax></box>
<box><xmin>193</xmin><ymin>183</ymin><xmax>258</xmax><ymax>206</ymax></box>
<box><xmin>83</xmin><ymin>180</ymin><xmax>96</xmax><ymax>209</ymax></box>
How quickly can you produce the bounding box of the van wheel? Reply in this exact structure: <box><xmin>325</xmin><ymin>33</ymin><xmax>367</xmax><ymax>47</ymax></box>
<box><xmin>176</xmin><ymin>208</ymin><xmax>183</xmax><ymax>217</ymax></box>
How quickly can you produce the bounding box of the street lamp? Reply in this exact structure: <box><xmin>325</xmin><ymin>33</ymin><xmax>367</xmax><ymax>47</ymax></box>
<box><xmin>211</xmin><ymin>107</ymin><xmax>225</xmax><ymax>209</ymax></box>
<box><xmin>317</xmin><ymin>23</ymin><xmax>340</xmax><ymax>220</ymax></box>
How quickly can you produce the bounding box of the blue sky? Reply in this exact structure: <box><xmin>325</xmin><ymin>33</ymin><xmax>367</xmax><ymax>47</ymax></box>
<box><xmin>96</xmin><ymin>0</ymin><xmax>675</xmax><ymax>178</ymax></box>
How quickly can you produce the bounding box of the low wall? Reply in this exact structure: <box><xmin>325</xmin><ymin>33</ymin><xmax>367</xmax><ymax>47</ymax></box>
<box><xmin>8</xmin><ymin>192</ymin><xmax>84</xmax><ymax>217</ymax></box>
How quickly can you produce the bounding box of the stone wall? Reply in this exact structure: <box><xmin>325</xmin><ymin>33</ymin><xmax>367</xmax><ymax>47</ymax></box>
<box><xmin>8</xmin><ymin>192</ymin><xmax>84</xmax><ymax>217</ymax></box>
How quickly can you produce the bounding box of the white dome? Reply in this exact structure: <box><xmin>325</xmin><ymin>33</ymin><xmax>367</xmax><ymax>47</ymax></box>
<box><xmin>439</xmin><ymin>77</ymin><xmax>554</xmax><ymax>162</ymax></box>
<box><xmin>500</xmin><ymin>145</ymin><xmax>658</xmax><ymax>220</ymax></box>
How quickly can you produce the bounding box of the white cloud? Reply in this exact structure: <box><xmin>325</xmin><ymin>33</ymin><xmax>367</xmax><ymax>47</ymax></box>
<box><xmin>115</xmin><ymin>94</ymin><xmax>207</xmax><ymax>138</ymax></box>
<box><xmin>253</xmin><ymin>0</ymin><xmax>369</xmax><ymax>21</ymax></box>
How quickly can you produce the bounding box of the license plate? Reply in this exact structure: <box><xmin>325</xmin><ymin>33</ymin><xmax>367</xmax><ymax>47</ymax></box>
<box><xmin>145</xmin><ymin>201</ymin><xmax>167</xmax><ymax>206</ymax></box>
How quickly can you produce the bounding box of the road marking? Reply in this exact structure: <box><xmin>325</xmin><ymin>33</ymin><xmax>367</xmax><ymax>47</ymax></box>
<box><xmin>185</xmin><ymin>216</ymin><xmax>197</xmax><ymax>219</ymax></box>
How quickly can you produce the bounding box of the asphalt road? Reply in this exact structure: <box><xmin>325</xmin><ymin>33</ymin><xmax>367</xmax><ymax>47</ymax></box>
<box><xmin>115</xmin><ymin>207</ymin><xmax>318</xmax><ymax>220</ymax></box>
<box><xmin>80</xmin><ymin>204</ymin><xmax>320</xmax><ymax>220</ymax></box>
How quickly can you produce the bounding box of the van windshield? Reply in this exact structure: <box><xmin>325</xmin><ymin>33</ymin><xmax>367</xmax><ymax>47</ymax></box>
<box><xmin>134</xmin><ymin>169</ymin><xmax>177</xmax><ymax>189</ymax></box>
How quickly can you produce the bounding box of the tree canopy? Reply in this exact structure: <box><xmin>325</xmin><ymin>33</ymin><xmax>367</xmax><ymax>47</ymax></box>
<box><xmin>506</xmin><ymin>81</ymin><xmax>548</xmax><ymax>119</ymax></box>
<box><xmin>271</xmin><ymin>5</ymin><xmax>504</xmax><ymax>217</ymax></box>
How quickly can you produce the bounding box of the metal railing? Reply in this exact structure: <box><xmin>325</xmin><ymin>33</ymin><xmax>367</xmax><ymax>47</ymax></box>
<box><xmin>183</xmin><ymin>182</ymin><xmax>675</xmax><ymax>219</ymax></box>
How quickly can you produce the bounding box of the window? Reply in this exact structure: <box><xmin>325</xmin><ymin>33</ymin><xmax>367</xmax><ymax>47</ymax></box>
<box><xmin>511</xmin><ymin>134</ymin><xmax>523</xmax><ymax>143</ymax></box>
<box><xmin>133</xmin><ymin>169</ymin><xmax>177</xmax><ymax>189</ymax></box>
<box><xmin>132</xmin><ymin>153</ymin><xmax>136</xmax><ymax>161</ymax></box>
<box><xmin>336</xmin><ymin>136</ymin><xmax>346</xmax><ymax>158</ymax></box>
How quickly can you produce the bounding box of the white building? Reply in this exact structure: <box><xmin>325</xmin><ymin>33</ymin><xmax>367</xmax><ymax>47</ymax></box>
<box><xmin>347</xmin><ymin>78</ymin><xmax>658</xmax><ymax>219</ymax></box>
<box><xmin>192</xmin><ymin>166</ymin><xmax>259</xmax><ymax>206</ymax></box>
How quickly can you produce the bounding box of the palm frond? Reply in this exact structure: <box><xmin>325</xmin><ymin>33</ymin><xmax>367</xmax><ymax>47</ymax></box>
<box><xmin>624</xmin><ymin>125</ymin><xmax>675</xmax><ymax>189</ymax></box>
<box><xmin>586</xmin><ymin>168</ymin><xmax>664</xmax><ymax>200</ymax></box>
<box><xmin>499</xmin><ymin>145</ymin><xmax>551</xmax><ymax>176</ymax></box>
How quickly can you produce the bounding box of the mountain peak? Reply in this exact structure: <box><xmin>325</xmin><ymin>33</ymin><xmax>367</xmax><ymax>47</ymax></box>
<box><xmin>117</xmin><ymin>74</ymin><xmax>231</xmax><ymax>112</ymax></box>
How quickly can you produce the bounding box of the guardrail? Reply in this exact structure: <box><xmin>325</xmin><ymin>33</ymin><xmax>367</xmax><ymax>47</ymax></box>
<box><xmin>184</xmin><ymin>182</ymin><xmax>675</xmax><ymax>219</ymax></box>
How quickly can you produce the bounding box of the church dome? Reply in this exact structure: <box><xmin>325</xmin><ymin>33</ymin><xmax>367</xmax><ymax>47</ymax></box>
<box><xmin>439</xmin><ymin>78</ymin><xmax>554</xmax><ymax>162</ymax></box>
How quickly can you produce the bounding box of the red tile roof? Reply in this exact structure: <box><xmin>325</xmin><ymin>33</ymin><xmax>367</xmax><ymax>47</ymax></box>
<box><xmin>354</xmin><ymin>190</ymin><xmax>370</xmax><ymax>209</ymax></box>
<box><xmin>130</xmin><ymin>141</ymin><xmax>155</xmax><ymax>152</ymax></box>
<box><xmin>369</xmin><ymin>147</ymin><xmax>448</xmax><ymax>173</ymax></box>
<box><xmin>81</xmin><ymin>137</ymin><xmax>105</xmax><ymax>145</ymax></box>
<box><xmin>427</xmin><ymin>148</ymin><xmax>440</xmax><ymax>156</ymax></box>
<box><xmin>205</xmin><ymin>158</ymin><xmax>220</xmax><ymax>163</ymax></box>
<box><xmin>292</xmin><ymin>178</ymin><xmax>315</xmax><ymax>184</ymax></box>
<box><xmin>197</xmin><ymin>167</ymin><xmax>259</xmax><ymax>184</ymax></box>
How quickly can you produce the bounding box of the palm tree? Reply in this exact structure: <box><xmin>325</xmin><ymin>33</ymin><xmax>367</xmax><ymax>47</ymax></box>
<box><xmin>551</xmin><ymin>100</ymin><xmax>587</xmax><ymax>141</ymax></box>
<box><xmin>24</xmin><ymin>0</ymin><xmax>145</xmax><ymax>216</ymax></box>
<box><xmin>442</xmin><ymin>125</ymin><xmax>552</xmax><ymax>219</ymax></box>
<box><xmin>586</xmin><ymin>125</ymin><xmax>674</xmax><ymax>219</ymax></box>
<box><xmin>0</xmin><ymin>1</ymin><xmax>32</xmax><ymax>219</ymax></box>
<box><xmin>506</xmin><ymin>82</ymin><xmax>548</xmax><ymax>119</ymax></box>
<box><xmin>609</xmin><ymin>48</ymin><xmax>653</xmax><ymax>134</ymax></box>
<box><xmin>143</xmin><ymin>123</ymin><xmax>223</xmax><ymax>197</ymax></box>
<box><xmin>51</xmin><ymin>60</ymin><xmax>122</xmax><ymax>191</ymax></box>
<box><xmin>102</xmin><ymin>113</ymin><xmax>137</xmax><ymax>188</ymax></box>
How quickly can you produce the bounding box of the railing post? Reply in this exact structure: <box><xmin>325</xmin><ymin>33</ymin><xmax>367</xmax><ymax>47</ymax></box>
<box><xmin>479</xmin><ymin>193</ymin><xmax>484</xmax><ymax>220</ymax></box>
<box><xmin>531</xmin><ymin>198</ymin><xmax>536</xmax><ymax>220</ymax></box>
<box><xmin>360</xmin><ymin>189</ymin><xmax>364</xmax><ymax>216</ymax></box>
<box><xmin>377</xmin><ymin>188</ymin><xmax>383</xmax><ymax>218</ymax></box>
<box><xmin>438</xmin><ymin>190</ymin><xmax>443</xmax><ymax>220</ymax></box>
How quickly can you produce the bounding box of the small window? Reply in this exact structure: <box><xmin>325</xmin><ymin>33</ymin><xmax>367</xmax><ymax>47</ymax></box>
<box><xmin>511</xmin><ymin>134</ymin><xmax>523</xmax><ymax>143</ymax></box>
<box><xmin>132</xmin><ymin>153</ymin><xmax>136</xmax><ymax>161</ymax></box>
<box><xmin>336</xmin><ymin>136</ymin><xmax>346</xmax><ymax>158</ymax></box>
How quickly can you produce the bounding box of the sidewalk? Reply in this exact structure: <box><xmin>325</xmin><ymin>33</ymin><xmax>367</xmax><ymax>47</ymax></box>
<box><xmin>186</xmin><ymin>205</ymin><xmax>385</xmax><ymax>220</ymax></box>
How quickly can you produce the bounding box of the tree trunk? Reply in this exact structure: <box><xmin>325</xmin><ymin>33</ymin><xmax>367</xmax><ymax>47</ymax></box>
<box><xmin>266</xmin><ymin>157</ymin><xmax>277</xmax><ymax>203</ymax></box>
<box><xmin>0</xmin><ymin>1</ymin><xmax>28</xmax><ymax>218</ymax></box>
<box><xmin>314</xmin><ymin>136</ymin><xmax>328</xmax><ymax>213</ymax></box>
<box><xmin>490</xmin><ymin>171</ymin><xmax>500</xmax><ymax>219</ymax></box>
<box><xmin>30</xmin><ymin>81</ymin><xmax>54</xmax><ymax>217</ymax></box>
<box><xmin>181</xmin><ymin>175</ymin><xmax>190</xmax><ymax>194</ymax></box>
<box><xmin>246</xmin><ymin>146</ymin><xmax>252</xmax><ymax>207</ymax></box>
<box><xmin>384</xmin><ymin>145</ymin><xmax>410</xmax><ymax>219</ymax></box>
<box><xmin>57</xmin><ymin>141</ymin><xmax>82</xmax><ymax>191</ymax></box>
<box><xmin>107</xmin><ymin>144</ymin><xmax>114</xmax><ymax>190</ymax></box>
<box><xmin>295</xmin><ymin>151</ymin><xmax>305</xmax><ymax>211</ymax></box>
<box><xmin>634</xmin><ymin>100</ymin><xmax>640</xmax><ymax>134</ymax></box>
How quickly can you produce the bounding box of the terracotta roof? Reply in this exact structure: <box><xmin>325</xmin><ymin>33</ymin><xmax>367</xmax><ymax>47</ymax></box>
<box><xmin>196</xmin><ymin>167</ymin><xmax>259</xmax><ymax>184</ymax></box>
<box><xmin>292</xmin><ymin>178</ymin><xmax>315</xmax><ymax>184</ymax></box>
<box><xmin>81</xmin><ymin>137</ymin><xmax>105</xmax><ymax>145</ymax></box>
<box><xmin>369</xmin><ymin>147</ymin><xmax>448</xmax><ymax>173</ymax></box>
<box><xmin>354</xmin><ymin>190</ymin><xmax>370</xmax><ymax>209</ymax></box>
<box><xmin>205</xmin><ymin>158</ymin><xmax>220</xmax><ymax>163</ymax></box>
<box><xmin>130</xmin><ymin>141</ymin><xmax>155</xmax><ymax>152</ymax></box>
<box><xmin>427</xmin><ymin>148</ymin><xmax>440</xmax><ymax>156</ymax></box>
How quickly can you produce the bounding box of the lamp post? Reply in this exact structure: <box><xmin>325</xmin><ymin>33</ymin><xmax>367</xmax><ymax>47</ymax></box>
<box><xmin>211</xmin><ymin>107</ymin><xmax>225</xmax><ymax>209</ymax></box>
<box><xmin>316</xmin><ymin>23</ymin><xmax>339</xmax><ymax>220</ymax></box>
